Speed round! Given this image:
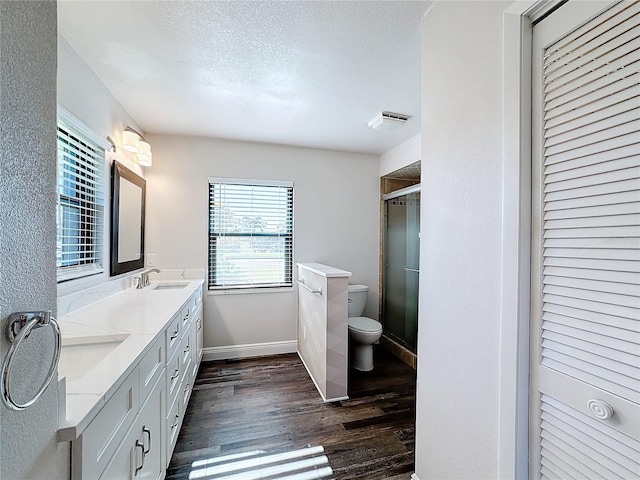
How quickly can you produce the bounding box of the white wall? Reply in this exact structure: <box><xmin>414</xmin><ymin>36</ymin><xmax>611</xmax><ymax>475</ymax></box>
<box><xmin>145</xmin><ymin>135</ymin><xmax>380</xmax><ymax>350</ymax></box>
<box><xmin>379</xmin><ymin>133</ymin><xmax>421</xmax><ymax>177</ymax></box>
<box><xmin>57</xmin><ymin>35</ymin><xmax>145</xmax><ymax>296</ymax></box>
<box><xmin>415</xmin><ymin>2</ymin><xmax>509</xmax><ymax>479</ymax></box>
<box><xmin>58</xmin><ymin>35</ymin><xmax>142</xmax><ymax>175</ymax></box>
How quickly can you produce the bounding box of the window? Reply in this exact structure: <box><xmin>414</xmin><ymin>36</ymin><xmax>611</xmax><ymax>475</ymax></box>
<box><xmin>56</xmin><ymin>115</ymin><xmax>106</xmax><ymax>282</ymax></box>
<box><xmin>208</xmin><ymin>178</ymin><xmax>293</xmax><ymax>290</ymax></box>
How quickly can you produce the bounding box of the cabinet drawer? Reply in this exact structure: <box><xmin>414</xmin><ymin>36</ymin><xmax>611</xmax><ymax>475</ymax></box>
<box><xmin>75</xmin><ymin>368</ymin><xmax>140</xmax><ymax>479</ymax></box>
<box><xmin>181</xmin><ymin>330</ymin><xmax>192</xmax><ymax>366</ymax></box>
<box><xmin>181</xmin><ymin>358</ymin><xmax>193</xmax><ymax>413</ymax></box>
<box><xmin>180</xmin><ymin>303</ymin><xmax>191</xmax><ymax>334</ymax></box>
<box><xmin>138</xmin><ymin>336</ymin><xmax>165</xmax><ymax>405</ymax></box>
<box><xmin>165</xmin><ymin>313</ymin><xmax>181</xmax><ymax>360</ymax></box>
<box><xmin>191</xmin><ymin>288</ymin><xmax>203</xmax><ymax>314</ymax></box>
<box><xmin>166</xmin><ymin>346</ymin><xmax>182</xmax><ymax>410</ymax></box>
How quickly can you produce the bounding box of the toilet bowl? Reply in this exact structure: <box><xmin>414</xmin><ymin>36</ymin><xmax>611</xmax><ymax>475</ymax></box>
<box><xmin>347</xmin><ymin>284</ymin><xmax>383</xmax><ymax>371</ymax></box>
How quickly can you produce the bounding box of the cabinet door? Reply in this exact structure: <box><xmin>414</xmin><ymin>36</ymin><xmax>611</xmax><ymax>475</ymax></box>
<box><xmin>166</xmin><ymin>392</ymin><xmax>182</xmax><ymax>467</ymax></box>
<box><xmin>194</xmin><ymin>305</ymin><xmax>203</xmax><ymax>375</ymax></box>
<box><xmin>99</xmin><ymin>417</ymin><xmax>141</xmax><ymax>480</ymax></box>
<box><xmin>531</xmin><ymin>2</ymin><xmax>640</xmax><ymax>478</ymax></box>
<box><xmin>76</xmin><ymin>368</ymin><xmax>140</xmax><ymax>480</ymax></box>
<box><xmin>139</xmin><ymin>374</ymin><xmax>165</xmax><ymax>480</ymax></box>
<box><xmin>101</xmin><ymin>376</ymin><xmax>165</xmax><ymax>480</ymax></box>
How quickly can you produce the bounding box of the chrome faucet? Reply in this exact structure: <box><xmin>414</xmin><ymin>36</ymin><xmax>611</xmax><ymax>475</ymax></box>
<box><xmin>138</xmin><ymin>268</ymin><xmax>161</xmax><ymax>288</ymax></box>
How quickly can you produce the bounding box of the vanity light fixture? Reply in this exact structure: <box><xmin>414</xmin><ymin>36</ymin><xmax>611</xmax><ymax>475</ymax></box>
<box><xmin>136</xmin><ymin>140</ymin><xmax>152</xmax><ymax>167</ymax></box>
<box><xmin>122</xmin><ymin>128</ymin><xmax>140</xmax><ymax>152</ymax></box>
<box><xmin>122</xmin><ymin>126</ymin><xmax>152</xmax><ymax>167</ymax></box>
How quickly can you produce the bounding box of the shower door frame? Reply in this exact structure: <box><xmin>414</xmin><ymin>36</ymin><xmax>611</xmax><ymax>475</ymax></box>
<box><xmin>381</xmin><ymin>184</ymin><xmax>421</xmax><ymax>353</ymax></box>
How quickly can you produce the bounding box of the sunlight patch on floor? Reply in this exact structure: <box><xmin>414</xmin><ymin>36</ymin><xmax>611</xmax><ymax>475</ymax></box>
<box><xmin>189</xmin><ymin>445</ymin><xmax>334</xmax><ymax>480</ymax></box>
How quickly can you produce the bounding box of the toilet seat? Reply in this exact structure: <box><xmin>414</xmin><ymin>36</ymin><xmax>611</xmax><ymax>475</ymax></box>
<box><xmin>348</xmin><ymin>316</ymin><xmax>382</xmax><ymax>334</ymax></box>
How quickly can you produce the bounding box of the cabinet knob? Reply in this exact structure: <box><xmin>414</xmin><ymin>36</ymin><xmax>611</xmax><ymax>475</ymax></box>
<box><xmin>587</xmin><ymin>399</ymin><xmax>614</xmax><ymax>420</ymax></box>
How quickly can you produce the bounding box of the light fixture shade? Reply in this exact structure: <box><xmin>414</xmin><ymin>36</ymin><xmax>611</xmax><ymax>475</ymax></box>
<box><xmin>137</xmin><ymin>140</ymin><xmax>152</xmax><ymax>167</ymax></box>
<box><xmin>122</xmin><ymin>130</ymin><xmax>139</xmax><ymax>152</ymax></box>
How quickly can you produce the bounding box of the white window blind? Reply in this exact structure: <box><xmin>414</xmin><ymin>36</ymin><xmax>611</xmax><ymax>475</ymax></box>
<box><xmin>208</xmin><ymin>178</ymin><xmax>293</xmax><ymax>290</ymax></box>
<box><xmin>540</xmin><ymin>0</ymin><xmax>640</xmax><ymax>404</ymax></box>
<box><xmin>56</xmin><ymin>119</ymin><xmax>105</xmax><ymax>282</ymax></box>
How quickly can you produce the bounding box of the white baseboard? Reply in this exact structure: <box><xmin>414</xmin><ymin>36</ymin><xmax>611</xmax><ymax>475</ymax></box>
<box><xmin>202</xmin><ymin>340</ymin><xmax>297</xmax><ymax>361</ymax></box>
<box><xmin>410</xmin><ymin>474</ymin><xmax>420</xmax><ymax>480</ymax></box>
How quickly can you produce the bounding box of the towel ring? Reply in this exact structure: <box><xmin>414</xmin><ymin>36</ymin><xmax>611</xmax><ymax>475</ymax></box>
<box><xmin>1</xmin><ymin>311</ymin><xmax>61</xmax><ymax>411</ymax></box>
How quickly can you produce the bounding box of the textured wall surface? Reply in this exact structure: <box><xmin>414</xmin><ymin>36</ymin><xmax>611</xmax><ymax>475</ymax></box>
<box><xmin>0</xmin><ymin>2</ymin><xmax>64</xmax><ymax>478</ymax></box>
<box><xmin>414</xmin><ymin>1</ymin><xmax>509</xmax><ymax>479</ymax></box>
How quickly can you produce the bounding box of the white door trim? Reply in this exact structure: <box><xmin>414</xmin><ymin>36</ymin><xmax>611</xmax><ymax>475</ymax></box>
<box><xmin>499</xmin><ymin>2</ymin><xmax>563</xmax><ymax>478</ymax></box>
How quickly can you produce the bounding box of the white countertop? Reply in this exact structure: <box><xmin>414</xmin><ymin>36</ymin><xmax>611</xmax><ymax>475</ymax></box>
<box><xmin>297</xmin><ymin>262</ymin><xmax>352</xmax><ymax>278</ymax></box>
<box><xmin>56</xmin><ymin>279</ymin><xmax>204</xmax><ymax>442</ymax></box>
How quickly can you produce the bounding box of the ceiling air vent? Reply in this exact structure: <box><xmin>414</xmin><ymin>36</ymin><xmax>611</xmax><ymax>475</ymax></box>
<box><xmin>368</xmin><ymin>111</ymin><xmax>411</xmax><ymax>130</ymax></box>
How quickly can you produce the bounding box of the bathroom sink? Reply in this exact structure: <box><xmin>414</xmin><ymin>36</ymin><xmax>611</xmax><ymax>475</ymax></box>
<box><xmin>58</xmin><ymin>334</ymin><xmax>129</xmax><ymax>381</ymax></box>
<box><xmin>148</xmin><ymin>282</ymin><xmax>190</xmax><ymax>290</ymax></box>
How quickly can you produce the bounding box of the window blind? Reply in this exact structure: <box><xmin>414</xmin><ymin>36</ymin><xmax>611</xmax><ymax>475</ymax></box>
<box><xmin>56</xmin><ymin>122</ymin><xmax>105</xmax><ymax>282</ymax></box>
<box><xmin>208</xmin><ymin>179</ymin><xmax>293</xmax><ymax>290</ymax></box>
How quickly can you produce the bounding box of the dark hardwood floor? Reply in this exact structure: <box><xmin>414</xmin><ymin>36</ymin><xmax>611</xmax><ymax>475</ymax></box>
<box><xmin>166</xmin><ymin>348</ymin><xmax>416</xmax><ymax>480</ymax></box>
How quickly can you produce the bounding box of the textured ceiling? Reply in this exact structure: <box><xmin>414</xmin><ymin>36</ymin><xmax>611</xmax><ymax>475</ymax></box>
<box><xmin>58</xmin><ymin>1</ymin><xmax>432</xmax><ymax>155</ymax></box>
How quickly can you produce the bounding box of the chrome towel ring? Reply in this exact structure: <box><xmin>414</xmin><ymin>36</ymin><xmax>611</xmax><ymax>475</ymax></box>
<box><xmin>1</xmin><ymin>311</ymin><xmax>61</xmax><ymax>411</ymax></box>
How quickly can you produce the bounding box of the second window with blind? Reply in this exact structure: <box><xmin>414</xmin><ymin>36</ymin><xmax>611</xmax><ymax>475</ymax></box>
<box><xmin>208</xmin><ymin>178</ymin><xmax>294</xmax><ymax>291</ymax></box>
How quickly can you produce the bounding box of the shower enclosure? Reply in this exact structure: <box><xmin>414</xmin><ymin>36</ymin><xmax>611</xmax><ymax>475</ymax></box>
<box><xmin>382</xmin><ymin>185</ymin><xmax>420</xmax><ymax>352</ymax></box>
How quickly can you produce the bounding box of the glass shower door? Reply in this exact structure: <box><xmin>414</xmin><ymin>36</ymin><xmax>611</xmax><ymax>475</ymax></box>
<box><xmin>383</xmin><ymin>189</ymin><xmax>420</xmax><ymax>352</ymax></box>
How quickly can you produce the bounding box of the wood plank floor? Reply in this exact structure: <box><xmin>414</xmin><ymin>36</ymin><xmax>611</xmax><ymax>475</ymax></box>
<box><xmin>166</xmin><ymin>349</ymin><xmax>416</xmax><ymax>480</ymax></box>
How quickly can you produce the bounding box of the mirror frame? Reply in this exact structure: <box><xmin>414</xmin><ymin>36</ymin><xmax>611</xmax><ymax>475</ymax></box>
<box><xmin>110</xmin><ymin>161</ymin><xmax>146</xmax><ymax>276</ymax></box>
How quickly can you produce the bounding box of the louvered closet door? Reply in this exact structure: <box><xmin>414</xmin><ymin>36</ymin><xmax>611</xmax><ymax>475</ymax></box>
<box><xmin>531</xmin><ymin>1</ymin><xmax>640</xmax><ymax>479</ymax></box>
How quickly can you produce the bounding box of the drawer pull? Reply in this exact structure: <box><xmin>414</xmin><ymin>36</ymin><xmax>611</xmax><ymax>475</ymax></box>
<box><xmin>142</xmin><ymin>426</ymin><xmax>151</xmax><ymax>454</ymax></box>
<box><xmin>171</xmin><ymin>414</ymin><xmax>180</xmax><ymax>430</ymax></box>
<box><xmin>197</xmin><ymin>319</ymin><xmax>202</xmax><ymax>332</ymax></box>
<box><xmin>185</xmin><ymin>311</ymin><xmax>190</xmax><ymax>319</ymax></box>
<box><xmin>184</xmin><ymin>383</ymin><xmax>190</xmax><ymax>394</ymax></box>
<box><xmin>171</xmin><ymin>368</ymin><xmax>180</xmax><ymax>381</ymax></box>
<box><xmin>170</xmin><ymin>329</ymin><xmax>179</xmax><ymax>341</ymax></box>
<box><xmin>134</xmin><ymin>439</ymin><xmax>145</xmax><ymax>475</ymax></box>
<box><xmin>184</xmin><ymin>345</ymin><xmax>190</xmax><ymax>353</ymax></box>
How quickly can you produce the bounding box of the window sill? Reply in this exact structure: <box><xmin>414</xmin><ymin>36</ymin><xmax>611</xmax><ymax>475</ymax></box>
<box><xmin>208</xmin><ymin>286</ymin><xmax>294</xmax><ymax>296</ymax></box>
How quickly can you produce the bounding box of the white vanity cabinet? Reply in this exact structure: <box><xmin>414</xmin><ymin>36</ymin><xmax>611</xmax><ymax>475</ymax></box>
<box><xmin>67</xmin><ymin>285</ymin><xmax>204</xmax><ymax>479</ymax></box>
<box><xmin>165</xmin><ymin>293</ymin><xmax>201</xmax><ymax>466</ymax></box>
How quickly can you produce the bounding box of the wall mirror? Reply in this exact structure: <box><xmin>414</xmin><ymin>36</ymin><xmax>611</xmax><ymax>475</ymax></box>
<box><xmin>110</xmin><ymin>161</ymin><xmax>145</xmax><ymax>276</ymax></box>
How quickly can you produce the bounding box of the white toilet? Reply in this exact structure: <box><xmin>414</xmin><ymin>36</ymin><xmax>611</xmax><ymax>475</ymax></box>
<box><xmin>347</xmin><ymin>284</ymin><xmax>383</xmax><ymax>371</ymax></box>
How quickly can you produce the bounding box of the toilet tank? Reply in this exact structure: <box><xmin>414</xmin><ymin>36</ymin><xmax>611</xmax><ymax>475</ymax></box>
<box><xmin>348</xmin><ymin>284</ymin><xmax>368</xmax><ymax>317</ymax></box>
